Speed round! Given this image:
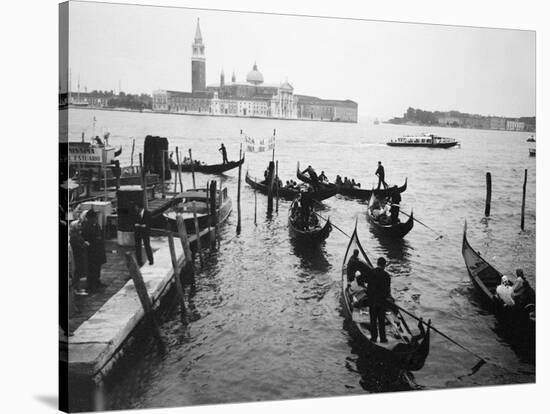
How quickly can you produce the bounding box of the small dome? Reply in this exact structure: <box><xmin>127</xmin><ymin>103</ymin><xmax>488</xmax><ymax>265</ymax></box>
<box><xmin>246</xmin><ymin>63</ymin><xmax>264</xmax><ymax>85</ymax></box>
<box><xmin>280</xmin><ymin>80</ymin><xmax>293</xmax><ymax>91</ymax></box>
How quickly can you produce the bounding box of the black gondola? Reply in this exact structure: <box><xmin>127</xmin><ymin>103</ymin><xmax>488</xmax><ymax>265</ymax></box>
<box><xmin>170</xmin><ymin>154</ymin><xmax>245</xmax><ymax>174</ymax></box>
<box><xmin>245</xmin><ymin>172</ymin><xmax>337</xmax><ymax>202</ymax></box>
<box><xmin>366</xmin><ymin>193</ymin><xmax>414</xmax><ymax>238</ymax></box>
<box><xmin>461</xmin><ymin>221</ymin><xmax>535</xmax><ymax>334</ymax></box>
<box><xmin>288</xmin><ymin>196</ymin><xmax>332</xmax><ymax>242</ymax></box>
<box><xmin>296</xmin><ymin>162</ymin><xmax>407</xmax><ymax>200</ymax></box>
<box><xmin>341</xmin><ymin>224</ymin><xmax>430</xmax><ymax>370</ymax></box>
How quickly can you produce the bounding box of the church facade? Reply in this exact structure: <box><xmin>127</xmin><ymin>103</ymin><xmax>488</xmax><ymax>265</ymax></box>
<box><xmin>152</xmin><ymin>19</ymin><xmax>358</xmax><ymax>123</ymax></box>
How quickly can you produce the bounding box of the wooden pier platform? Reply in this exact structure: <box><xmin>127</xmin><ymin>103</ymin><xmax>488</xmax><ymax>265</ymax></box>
<box><xmin>61</xmin><ymin>226</ymin><xmax>211</xmax><ymax>382</ymax></box>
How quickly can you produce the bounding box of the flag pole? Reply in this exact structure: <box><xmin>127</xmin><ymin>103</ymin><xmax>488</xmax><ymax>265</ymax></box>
<box><xmin>271</xmin><ymin>129</ymin><xmax>276</xmax><ymax>163</ymax></box>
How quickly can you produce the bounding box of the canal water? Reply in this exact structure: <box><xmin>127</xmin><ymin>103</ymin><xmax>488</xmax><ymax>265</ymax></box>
<box><xmin>68</xmin><ymin>108</ymin><xmax>536</xmax><ymax>410</ymax></box>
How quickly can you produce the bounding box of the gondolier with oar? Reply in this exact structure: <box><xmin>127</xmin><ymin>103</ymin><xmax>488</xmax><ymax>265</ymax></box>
<box><xmin>219</xmin><ymin>143</ymin><xmax>229</xmax><ymax>164</ymax></box>
<box><xmin>375</xmin><ymin>161</ymin><xmax>388</xmax><ymax>190</ymax></box>
<box><xmin>367</xmin><ymin>257</ymin><xmax>393</xmax><ymax>343</ymax></box>
<box><xmin>389</xmin><ymin>185</ymin><xmax>401</xmax><ymax>224</ymax></box>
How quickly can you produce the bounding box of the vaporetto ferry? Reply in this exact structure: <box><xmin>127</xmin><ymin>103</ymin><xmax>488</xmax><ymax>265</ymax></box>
<box><xmin>387</xmin><ymin>133</ymin><xmax>459</xmax><ymax>148</ymax></box>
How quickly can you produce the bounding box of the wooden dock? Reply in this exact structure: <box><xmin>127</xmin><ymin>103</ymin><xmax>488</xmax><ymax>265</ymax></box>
<box><xmin>61</xmin><ymin>226</ymin><xmax>212</xmax><ymax>382</ymax></box>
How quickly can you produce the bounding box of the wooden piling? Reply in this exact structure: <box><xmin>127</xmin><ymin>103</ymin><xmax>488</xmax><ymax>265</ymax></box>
<box><xmin>275</xmin><ymin>160</ymin><xmax>279</xmax><ymax>212</ymax></box>
<box><xmin>139</xmin><ymin>153</ymin><xmax>148</xmax><ymax>209</ymax></box>
<box><xmin>192</xmin><ymin>200</ymin><xmax>203</xmax><ymax>266</ymax></box>
<box><xmin>209</xmin><ymin>181</ymin><xmax>217</xmax><ymax>248</ymax></box>
<box><xmin>175</xmin><ymin>147</ymin><xmax>183</xmax><ymax>193</ymax></box>
<box><xmin>176</xmin><ymin>215</ymin><xmax>193</xmax><ymax>265</ymax></box>
<box><xmin>267</xmin><ymin>161</ymin><xmax>275</xmax><ymax>214</ymax></box>
<box><xmin>124</xmin><ymin>252</ymin><xmax>163</xmax><ymax>345</ymax></box>
<box><xmin>521</xmin><ymin>169</ymin><xmax>527</xmax><ymax>230</ymax></box>
<box><xmin>161</xmin><ymin>149</ymin><xmax>166</xmax><ymax>199</ymax></box>
<box><xmin>237</xmin><ymin>144</ymin><xmax>243</xmax><ymax>234</ymax></box>
<box><xmin>254</xmin><ymin>188</ymin><xmax>257</xmax><ymax>225</ymax></box>
<box><xmin>130</xmin><ymin>138</ymin><xmax>135</xmax><ymax>167</ymax></box>
<box><xmin>485</xmin><ymin>172</ymin><xmax>492</xmax><ymax>217</ymax></box>
<box><xmin>189</xmin><ymin>149</ymin><xmax>196</xmax><ymax>189</ymax></box>
<box><xmin>167</xmin><ymin>233</ymin><xmax>187</xmax><ymax>319</ymax></box>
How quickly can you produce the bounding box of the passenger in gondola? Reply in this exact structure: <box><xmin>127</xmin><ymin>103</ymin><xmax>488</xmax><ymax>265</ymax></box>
<box><xmin>343</xmin><ymin>177</ymin><xmax>350</xmax><ymax>189</ymax></box>
<box><xmin>319</xmin><ymin>171</ymin><xmax>328</xmax><ymax>183</ymax></box>
<box><xmin>375</xmin><ymin>161</ymin><xmax>388</xmax><ymax>190</ymax></box>
<box><xmin>335</xmin><ymin>175</ymin><xmax>343</xmax><ymax>186</ymax></box>
<box><xmin>219</xmin><ymin>143</ymin><xmax>229</xmax><ymax>164</ymax></box>
<box><xmin>511</xmin><ymin>269</ymin><xmax>535</xmax><ymax>308</ymax></box>
<box><xmin>389</xmin><ymin>185</ymin><xmax>401</xmax><ymax>224</ymax></box>
<box><xmin>367</xmin><ymin>257</ymin><xmax>392</xmax><ymax>343</ymax></box>
<box><xmin>351</xmin><ymin>178</ymin><xmax>357</xmax><ymax>188</ymax></box>
<box><xmin>495</xmin><ymin>275</ymin><xmax>515</xmax><ymax>306</ymax></box>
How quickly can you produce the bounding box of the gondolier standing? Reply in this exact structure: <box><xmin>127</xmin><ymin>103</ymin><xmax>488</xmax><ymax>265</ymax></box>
<box><xmin>375</xmin><ymin>161</ymin><xmax>388</xmax><ymax>190</ymax></box>
<box><xmin>390</xmin><ymin>185</ymin><xmax>401</xmax><ymax>224</ymax></box>
<box><xmin>367</xmin><ymin>257</ymin><xmax>392</xmax><ymax>343</ymax></box>
<box><xmin>219</xmin><ymin>143</ymin><xmax>229</xmax><ymax>164</ymax></box>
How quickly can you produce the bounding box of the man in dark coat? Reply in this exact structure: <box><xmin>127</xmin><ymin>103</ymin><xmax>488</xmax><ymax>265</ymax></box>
<box><xmin>82</xmin><ymin>209</ymin><xmax>107</xmax><ymax>291</ymax></box>
<box><xmin>134</xmin><ymin>202</ymin><xmax>154</xmax><ymax>266</ymax></box>
<box><xmin>69</xmin><ymin>214</ymin><xmax>89</xmax><ymax>295</ymax></box>
<box><xmin>219</xmin><ymin>143</ymin><xmax>229</xmax><ymax>164</ymax></box>
<box><xmin>389</xmin><ymin>185</ymin><xmax>401</xmax><ymax>224</ymax></box>
<box><xmin>366</xmin><ymin>257</ymin><xmax>392</xmax><ymax>342</ymax></box>
<box><xmin>375</xmin><ymin>161</ymin><xmax>388</xmax><ymax>190</ymax></box>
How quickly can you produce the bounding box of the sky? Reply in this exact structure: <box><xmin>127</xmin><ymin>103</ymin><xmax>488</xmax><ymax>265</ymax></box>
<box><xmin>64</xmin><ymin>1</ymin><xmax>536</xmax><ymax>119</ymax></box>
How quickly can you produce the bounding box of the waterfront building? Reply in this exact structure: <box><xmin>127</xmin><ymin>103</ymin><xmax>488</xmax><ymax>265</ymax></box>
<box><xmin>151</xmin><ymin>19</ymin><xmax>357</xmax><ymax>122</ymax></box>
<box><xmin>506</xmin><ymin>120</ymin><xmax>525</xmax><ymax>131</ymax></box>
<box><xmin>489</xmin><ymin>117</ymin><xmax>507</xmax><ymax>130</ymax></box>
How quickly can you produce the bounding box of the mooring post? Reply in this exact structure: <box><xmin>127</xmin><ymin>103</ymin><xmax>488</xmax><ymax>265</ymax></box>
<box><xmin>130</xmin><ymin>138</ymin><xmax>135</xmax><ymax>167</ymax></box>
<box><xmin>267</xmin><ymin>161</ymin><xmax>275</xmax><ymax>214</ymax></box>
<box><xmin>254</xmin><ymin>188</ymin><xmax>257</xmax><ymax>225</ymax></box>
<box><xmin>189</xmin><ymin>148</ymin><xmax>196</xmax><ymax>189</ymax></box>
<box><xmin>161</xmin><ymin>149</ymin><xmax>166</xmax><ymax>199</ymax></box>
<box><xmin>210</xmin><ymin>181</ymin><xmax>217</xmax><ymax>248</ymax></box>
<box><xmin>485</xmin><ymin>172</ymin><xmax>492</xmax><ymax>217</ymax></box>
<box><xmin>237</xmin><ymin>144</ymin><xmax>243</xmax><ymax>234</ymax></box>
<box><xmin>139</xmin><ymin>153</ymin><xmax>148</xmax><ymax>209</ymax></box>
<box><xmin>275</xmin><ymin>160</ymin><xmax>279</xmax><ymax>212</ymax></box>
<box><xmin>176</xmin><ymin>215</ymin><xmax>193</xmax><ymax>265</ymax></box>
<box><xmin>192</xmin><ymin>200</ymin><xmax>203</xmax><ymax>267</ymax></box>
<box><xmin>167</xmin><ymin>233</ymin><xmax>187</xmax><ymax>319</ymax></box>
<box><xmin>521</xmin><ymin>169</ymin><xmax>527</xmax><ymax>230</ymax></box>
<box><xmin>124</xmin><ymin>252</ymin><xmax>163</xmax><ymax>345</ymax></box>
<box><xmin>175</xmin><ymin>147</ymin><xmax>183</xmax><ymax>193</ymax></box>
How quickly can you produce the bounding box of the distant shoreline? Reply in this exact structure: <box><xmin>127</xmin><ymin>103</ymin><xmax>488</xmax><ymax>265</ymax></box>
<box><xmin>63</xmin><ymin>105</ymin><xmax>358</xmax><ymax>124</ymax></box>
<box><xmin>382</xmin><ymin>120</ymin><xmax>534</xmax><ymax>133</ymax></box>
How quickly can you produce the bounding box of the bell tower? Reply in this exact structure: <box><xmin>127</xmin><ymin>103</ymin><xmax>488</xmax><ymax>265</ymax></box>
<box><xmin>191</xmin><ymin>18</ymin><xmax>206</xmax><ymax>93</ymax></box>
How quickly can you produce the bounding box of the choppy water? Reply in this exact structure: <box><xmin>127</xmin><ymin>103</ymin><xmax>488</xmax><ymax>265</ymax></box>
<box><xmin>68</xmin><ymin>108</ymin><xmax>536</xmax><ymax>410</ymax></box>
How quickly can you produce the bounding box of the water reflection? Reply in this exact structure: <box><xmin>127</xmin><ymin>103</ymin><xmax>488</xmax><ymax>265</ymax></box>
<box><xmin>290</xmin><ymin>237</ymin><xmax>331</xmax><ymax>273</ymax></box>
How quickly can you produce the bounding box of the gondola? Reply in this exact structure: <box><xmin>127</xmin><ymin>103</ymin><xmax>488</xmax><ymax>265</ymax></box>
<box><xmin>366</xmin><ymin>193</ymin><xmax>414</xmax><ymax>238</ymax></box>
<box><xmin>170</xmin><ymin>154</ymin><xmax>245</xmax><ymax>174</ymax></box>
<box><xmin>341</xmin><ymin>224</ymin><xmax>431</xmax><ymax>370</ymax></box>
<box><xmin>288</xmin><ymin>196</ymin><xmax>332</xmax><ymax>242</ymax></box>
<box><xmin>245</xmin><ymin>172</ymin><xmax>337</xmax><ymax>202</ymax></box>
<box><xmin>461</xmin><ymin>221</ymin><xmax>535</xmax><ymax>333</ymax></box>
<box><xmin>163</xmin><ymin>186</ymin><xmax>232</xmax><ymax>234</ymax></box>
<box><xmin>296</xmin><ymin>162</ymin><xmax>407</xmax><ymax>200</ymax></box>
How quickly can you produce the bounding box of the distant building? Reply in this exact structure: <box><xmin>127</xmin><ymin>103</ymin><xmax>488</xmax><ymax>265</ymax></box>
<box><xmin>506</xmin><ymin>120</ymin><xmax>525</xmax><ymax>131</ymax></box>
<box><xmin>438</xmin><ymin>116</ymin><xmax>462</xmax><ymax>127</ymax></box>
<box><xmin>151</xmin><ymin>19</ymin><xmax>357</xmax><ymax>122</ymax></box>
<box><xmin>489</xmin><ymin>117</ymin><xmax>506</xmax><ymax>130</ymax></box>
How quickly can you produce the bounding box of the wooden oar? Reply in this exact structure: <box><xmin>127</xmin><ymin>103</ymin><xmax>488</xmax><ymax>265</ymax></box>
<box><xmin>312</xmin><ymin>211</ymin><xmax>351</xmax><ymax>238</ymax></box>
<box><xmin>390</xmin><ymin>301</ymin><xmax>486</xmax><ymax>370</ymax></box>
<box><xmin>391</xmin><ymin>205</ymin><xmax>444</xmax><ymax>240</ymax></box>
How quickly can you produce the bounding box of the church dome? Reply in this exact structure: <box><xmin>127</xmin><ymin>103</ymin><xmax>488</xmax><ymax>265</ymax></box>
<box><xmin>280</xmin><ymin>80</ymin><xmax>293</xmax><ymax>91</ymax></box>
<box><xmin>246</xmin><ymin>63</ymin><xmax>264</xmax><ymax>85</ymax></box>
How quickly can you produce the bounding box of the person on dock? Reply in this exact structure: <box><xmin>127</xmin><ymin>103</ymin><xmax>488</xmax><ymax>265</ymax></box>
<box><xmin>134</xmin><ymin>202</ymin><xmax>154</xmax><ymax>266</ymax></box>
<box><xmin>69</xmin><ymin>213</ymin><xmax>90</xmax><ymax>296</ymax></box>
<box><xmin>367</xmin><ymin>257</ymin><xmax>392</xmax><ymax>343</ymax></box>
<box><xmin>82</xmin><ymin>209</ymin><xmax>107</xmax><ymax>291</ymax></box>
<box><xmin>219</xmin><ymin>143</ymin><xmax>229</xmax><ymax>164</ymax></box>
<box><xmin>375</xmin><ymin>161</ymin><xmax>388</xmax><ymax>190</ymax></box>
<box><xmin>389</xmin><ymin>185</ymin><xmax>401</xmax><ymax>224</ymax></box>
<box><xmin>112</xmin><ymin>160</ymin><xmax>121</xmax><ymax>190</ymax></box>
